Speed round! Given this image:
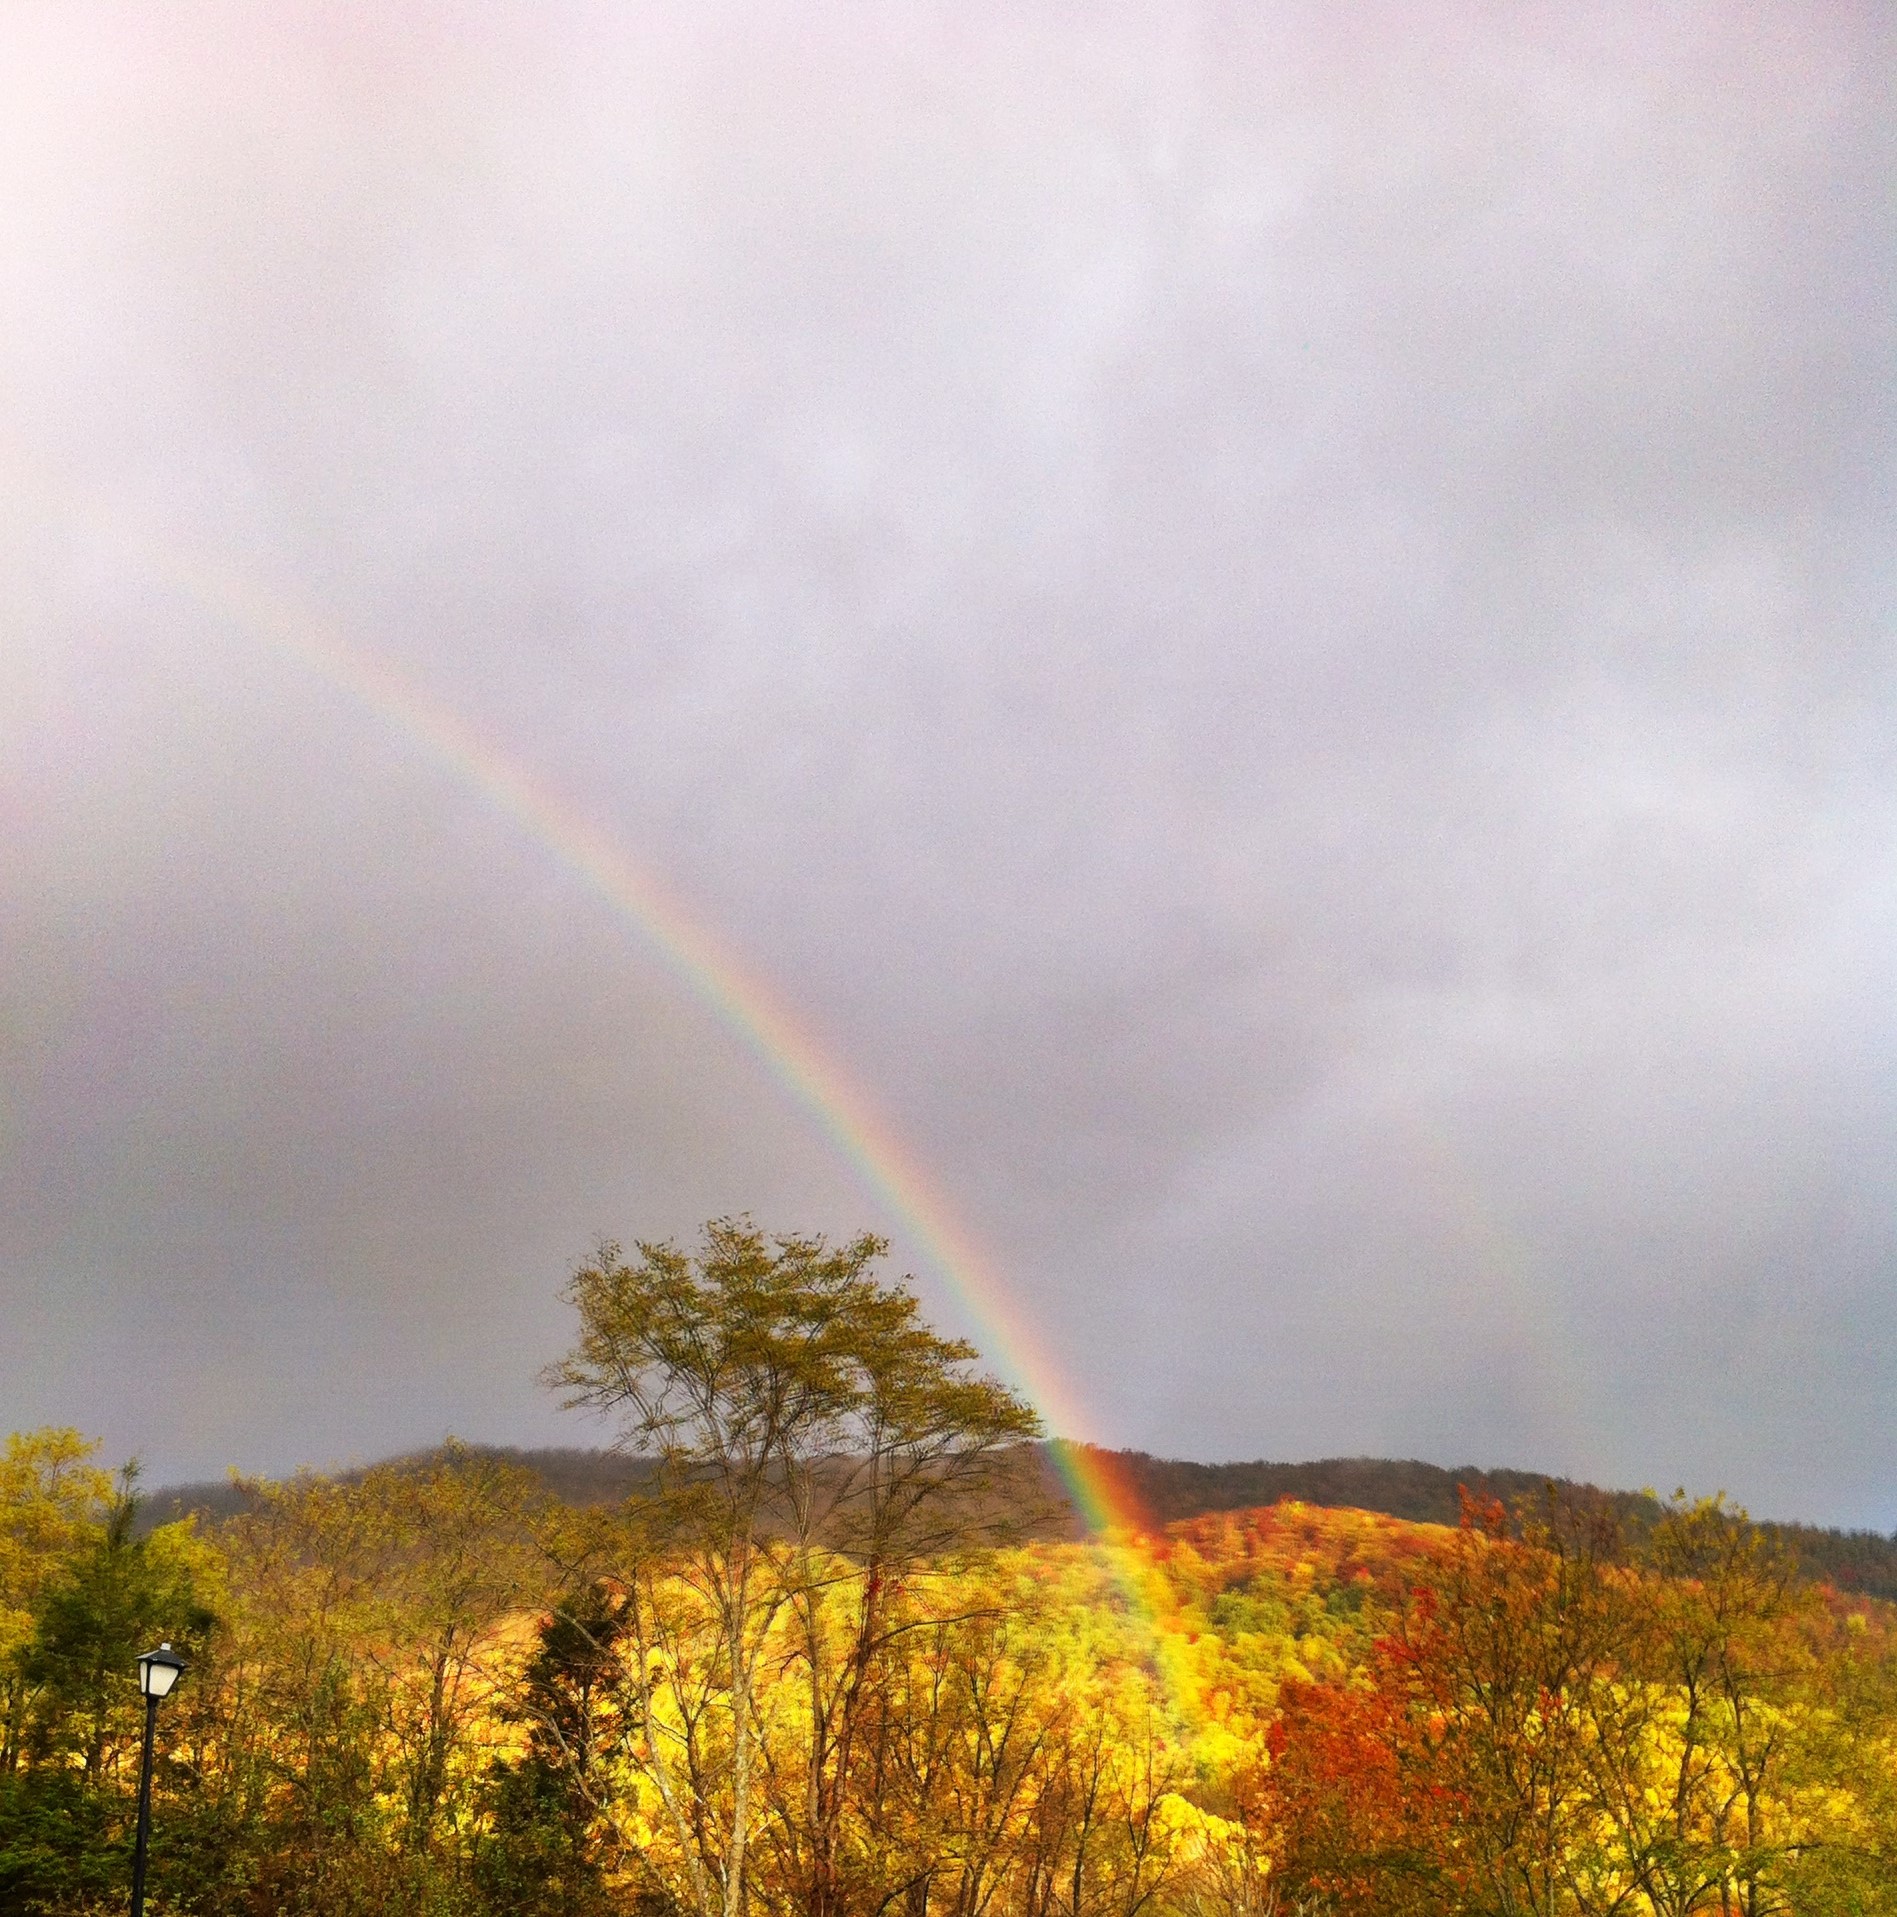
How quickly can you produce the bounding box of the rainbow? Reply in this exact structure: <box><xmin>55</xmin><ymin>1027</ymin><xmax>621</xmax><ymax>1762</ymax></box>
<box><xmin>104</xmin><ymin>525</ymin><xmax>1154</xmax><ymax>1540</ymax></box>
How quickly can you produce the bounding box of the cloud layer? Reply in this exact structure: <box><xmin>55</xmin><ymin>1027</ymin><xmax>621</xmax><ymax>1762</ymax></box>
<box><xmin>2</xmin><ymin>3</ymin><xmax>1892</xmax><ymax>1523</ymax></box>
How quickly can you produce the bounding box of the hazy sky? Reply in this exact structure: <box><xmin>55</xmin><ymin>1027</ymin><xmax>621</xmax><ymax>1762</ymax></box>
<box><xmin>2</xmin><ymin>3</ymin><xmax>1893</xmax><ymax>1526</ymax></box>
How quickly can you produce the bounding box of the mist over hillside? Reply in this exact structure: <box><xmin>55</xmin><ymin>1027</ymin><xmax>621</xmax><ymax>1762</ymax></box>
<box><xmin>144</xmin><ymin>1442</ymin><xmax>1897</xmax><ymax>1601</ymax></box>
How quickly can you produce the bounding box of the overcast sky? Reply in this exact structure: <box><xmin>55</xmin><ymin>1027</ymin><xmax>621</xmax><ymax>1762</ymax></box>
<box><xmin>2</xmin><ymin>3</ymin><xmax>1893</xmax><ymax>1526</ymax></box>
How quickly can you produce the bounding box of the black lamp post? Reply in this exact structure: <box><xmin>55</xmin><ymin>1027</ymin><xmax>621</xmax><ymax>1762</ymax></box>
<box><xmin>131</xmin><ymin>1642</ymin><xmax>186</xmax><ymax>1917</ymax></box>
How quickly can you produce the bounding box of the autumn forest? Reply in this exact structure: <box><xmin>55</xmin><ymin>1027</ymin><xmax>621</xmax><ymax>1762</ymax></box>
<box><xmin>4</xmin><ymin>1223</ymin><xmax>1895</xmax><ymax>1917</ymax></box>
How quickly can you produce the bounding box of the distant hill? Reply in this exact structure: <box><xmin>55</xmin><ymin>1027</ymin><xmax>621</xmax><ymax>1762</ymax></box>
<box><xmin>1063</xmin><ymin>1446</ymin><xmax>1897</xmax><ymax>1602</ymax></box>
<box><xmin>143</xmin><ymin>1442</ymin><xmax>1897</xmax><ymax>1602</ymax></box>
<box><xmin>140</xmin><ymin>1445</ymin><xmax>659</xmax><ymax>1532</ymax></box>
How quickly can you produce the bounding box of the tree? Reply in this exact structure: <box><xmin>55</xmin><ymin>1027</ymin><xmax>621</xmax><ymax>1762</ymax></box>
<box><xmin>1261</xmin><ymin>1655</ymin><xmax>1464</xmax><ymax>1917</ymax></box>
<box><xmin>1607</xmin><ymin>1495</ymin><xmax>1837</xmax><ymax>1917</ymax></box>
<box><xmin>480</xmin><ymin>1580</ymin><xmax>630</xmax><ymax>1917</ymax></box>
<box><xmin>1783</xmin><ymin>1594</ymin><xmax>1897</xmax><ymax>1917</ymax></box>
<box><xmin>1258</xmin><ymin>1488</ymin><xmax>1897</xmax><ymax>1917</ymax></box>
<box><xmin>0</xmin><ymin>1429</ymin><xmax>114</xmax><ymax>1775</ymax></box>
<box><xmin>1261</xmin><ymin>1489</ymin><xmax>1631</xmax><ymax>1917</ymax></box>
<box><xmin>543</xmin><ymin>1218</ymin><xmax>1043</xmax><ymax>1917</ymax></box>
<box><xmin>200</xmin><ymin>1445</ymin><xmax>550</xmax><ymax>1913</ymax></box>
<box><xmin>0</xmin><ymin>1466</ymin><xmax>215</xmax><ymax>1914</ymax></box>
<box><xmin>21</xmin><ymin>1467</ymin><xmax>215</xmax><ymax>1780</ymax></box>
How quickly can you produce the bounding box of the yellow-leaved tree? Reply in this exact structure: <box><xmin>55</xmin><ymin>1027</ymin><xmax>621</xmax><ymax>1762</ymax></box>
<box><xmin>542</xmin><ymin>1218</ymin><xmax>1043</xmax><ymax>1917</ymax></box>
<box><xmin>0</xmin><ymin>1429</ymin><xmax>114</xmax><ymax>1773</ymax></box>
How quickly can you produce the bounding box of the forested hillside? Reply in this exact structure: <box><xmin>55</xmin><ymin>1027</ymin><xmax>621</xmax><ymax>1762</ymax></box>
<box><xmin>1069</xmin><ymin>1445</ymin><xmax>1897</xmax><ymax>1600</ymax></box>
<box><xmin>147</xmin><ymin>1441</ymin><xmax>1897</xmax><ymax>1600</ymax></box>
<box><xmin>18</xmin><ymin>1225</ymin><xmax>1891</xmax><ymax>1916</ymax></box>
<box><xmin>10</xmin><ymin>1429</ymin><xmax>1897</xmax><ymax>1917</ymax></box>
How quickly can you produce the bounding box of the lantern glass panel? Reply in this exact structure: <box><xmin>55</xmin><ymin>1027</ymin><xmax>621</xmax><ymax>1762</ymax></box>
<box><xmin>138</xmin><ymin>1646</ymin><xmax>184</xmax><ymax>1698</ymax></box>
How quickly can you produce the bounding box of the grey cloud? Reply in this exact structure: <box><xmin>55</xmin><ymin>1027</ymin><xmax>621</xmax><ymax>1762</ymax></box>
<box><xmin>1</xmin><ymin>2</ymin><xmax>1892</xmax><ymax>1522</ymax></box>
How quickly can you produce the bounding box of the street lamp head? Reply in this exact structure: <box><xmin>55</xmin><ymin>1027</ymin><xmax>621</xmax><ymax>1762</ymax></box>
<box><xmin>136</xmin><ymin>1642</ymin><xmax>186</xmax><ymax>1700</ymax></box>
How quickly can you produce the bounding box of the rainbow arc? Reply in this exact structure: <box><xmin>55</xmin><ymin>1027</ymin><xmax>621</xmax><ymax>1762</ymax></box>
<box><xmin>95</xmin><ymin>519</ymin><xmax>1153</xmax><ymax>1542</ymax></box>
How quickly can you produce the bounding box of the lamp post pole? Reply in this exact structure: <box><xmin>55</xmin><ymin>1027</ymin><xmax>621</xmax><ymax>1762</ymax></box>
<box><xmin>130</xmin><ymin>1691</ymin><xmax>159</xmax><ymax>1917</ymax></box>
<box><xmin>131</xmin><ymin>1642</ymin><xmax>185</xmax><ymax>1917</ymax></box>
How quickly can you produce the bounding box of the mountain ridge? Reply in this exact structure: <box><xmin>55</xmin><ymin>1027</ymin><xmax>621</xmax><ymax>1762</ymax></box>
<box><xmin>1069</xmin><ymin>1445</ymin><xmax>1897</xmax><ymax>1600</ymax></box>
<box><xmin>141</xmin><ymin>1441</ymin><xmax>1897</xmax><ymax>1601</ymax></box>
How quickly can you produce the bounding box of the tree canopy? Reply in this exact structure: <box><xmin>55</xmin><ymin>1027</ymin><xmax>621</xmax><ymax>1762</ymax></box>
<box><xmin>0</xmin><ymin>1225</ymin><xmax>1892</xmax><ymax>1917</ymax></box>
